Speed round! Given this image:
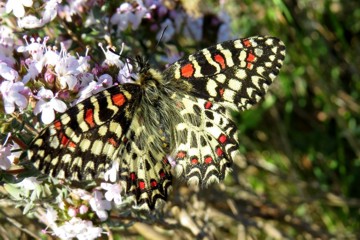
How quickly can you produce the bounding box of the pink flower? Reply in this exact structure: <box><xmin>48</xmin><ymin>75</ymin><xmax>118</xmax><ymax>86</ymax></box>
<box><xmin>33</xmin><ymin>88</ymin><xmax>67</xmax><ymax>124</ymax></box>
<box><xmin>79</xmin><ymin>205</ymin><xmax>88</xmax><ymax>215</ymax></box>
<box><xmin>67</xmin><ymin>207</ymin><xmax>78</xmax><ymax>217</ymax></box>
<box><xmin>0</xmin><ymin>62</ymin><xmax>18</xmax><ymax>81</ymax></box>
<box><xmin>0</xmin><ymin>80</ymin><xmax>29</xmax><ymax>114</ymax></box>
<box><xmin>110</xmin><ymin>1</ymin><xmax>149</xmax><ymax>31</ymax></box>
<box><xmin>54</xmin><ymin>55</ymin><xmax>80</xmax><ymax>90</ymax></box>
<box><xmin>52</xmin><ymin>217</ymin><xmax>102</xmax><ymax>240</ymax></box>
<box><xmin>89</xmin><ymin>191</ymin><xmax>111</xmax><ymax>221</ymax></box>
<box><xmin>101</xmin><ymin>182</ymin><xmax>122</xmax><ymax>205</ymax></box>
<box><xmin>0</xmin><ymin>143</ymin><xmax>12</xmax><ymax>170</ymax></box>
<box><xmin>16</xmin><ymin>0</ymin><xmax>58</xmax><ymax>28</ymax></box>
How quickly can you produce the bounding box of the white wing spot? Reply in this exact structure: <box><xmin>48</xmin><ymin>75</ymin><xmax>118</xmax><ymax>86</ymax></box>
<box><xmin>228</xmin><ymin>79</ymin><xmax>241</xmax><ymax>91</ymax></box>
<box><xmin>235</xmin><ymin>69</ymin><xmax>247</xmax><ymax>79</ymax></box>
<box><xmin>206</xmin><ymin>79</ymin><xmax>218</xmax><ymax>97</ymax></box>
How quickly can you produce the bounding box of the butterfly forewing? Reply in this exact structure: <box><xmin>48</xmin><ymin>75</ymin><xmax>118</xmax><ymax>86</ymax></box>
<box><xmin>164</xmin><ymin>36</ymin><xmax>286</xmax><ymax>111</ymax></box>
<box><xmin>28</xmin><ymin>84</ymin><xmax>140</xmax><ymax>180</ymax></box>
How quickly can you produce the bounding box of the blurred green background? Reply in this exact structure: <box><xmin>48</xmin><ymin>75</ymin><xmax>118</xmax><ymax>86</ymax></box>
<box><xmin>221</xmin><ymin>0</ymin><xmax>360</xmax><ymax>238</ymax></box>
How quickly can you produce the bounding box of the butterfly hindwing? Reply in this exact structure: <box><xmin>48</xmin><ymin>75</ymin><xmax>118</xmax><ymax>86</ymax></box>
<box><xmin>171</xmin><ymin>93</ymin><xmax>239</xmax><ymax>186</ymax></box>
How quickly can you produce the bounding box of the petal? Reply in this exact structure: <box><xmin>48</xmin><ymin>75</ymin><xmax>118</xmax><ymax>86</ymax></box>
<box><xmin>13</xmin><ymin>5</ymin><xmax>26</xmax><ymax>18</ymax></box>
<box><xmin>50</xmin><ymin>98</ymin><xmax>67</xmax><ymax>113</ymax></box>
<box><xmin>3</xmin><ymin>98</ymin><xmax>15</xmax><ymax>114</ymax></box>
<box><xmin>41</xmin><ymin>104</ymin><xmax>55</xmax><ymax>124</ymax></box>
<box><xmin>22</xmin><ymin>0</ymin><xmax>33</xmax><ymax>7</ymax></box>
<box><xmin>33</xmin><ymin>99</ymin><xmax>45</xmax><ymax>115</ymax></box>
<box><xmin>14</xmin><ymin>93</ymin><xmax>28</xmax><ymax>109</ymax></box>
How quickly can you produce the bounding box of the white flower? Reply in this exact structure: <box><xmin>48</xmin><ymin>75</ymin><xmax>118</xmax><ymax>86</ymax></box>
<box><xmin>18</xmin><ymin>36</ymin><xmax>54</xmax><ymax>84</ymax></box>
<box><xmin>79</xmin><ymin>205</ymin><xmax>88</xmax><ymax>214</ymax></box>
<box><xmin>0</xmin><ymin>80</ymin><xmax>29</xmax><ymax>114</ymax></box>
<box><xmin>17</xmin><ymin>15</ymin><xmax>44</xmax><ymax>29</ymax></box>
<box><xmin>0</xmin><ymin>25</ymin><xmax>16</xmax><ymax>66</ymax></box>
<box><xmin>110</xmin><ymin>1</ymin><xmax>149</xmax><ymax>31</ymax></box>
<box><xmin>17</xmin><ymin>0</ymin><xmax>58</xmax><ymax>28</ymax></box>
<box><xmin>118</xmin><ymin>60</ymin><xmax>137</xmax><ymax>84</ymax></box>
<box><xmin>70</xmin><ymin>188</ymin><xmax>92</xmax><ymax>201</ymax></box>
<box><xmin>89</xmin><ymin>191</ymin><xmax>111</xmax><ymax>221</ymax></box>
<box><xmin>0</xmin><ymin>136</ymin><xmax>20</xmax><ymax>171</ymax></box>
<box><xmin>99</xmin><ymin>43</ymin><xmax>123</xmax><ymax>68</ymax></box>
<box><xmin>52</xmin><ymin>217</ymin><xmax>102</xmax><ymax>240</ymax></box>
<box><xmin>0</xmin><ymin>143</ymin><xmax>12</xmax><ymax>170</ymax></box>
<box><xmin>101</xmin><ymin>182</ymin><xmax>122</xmax><ymax>205</ymax></box>
<box><xmin>67</xmin><ymin>207</ymin><xmax>77</xmax><ymax>217</ymax></box>
<box><xmin>104</xmin><ymin>161</ymin><xmax>119</xmax><ymax>182</ymax></box>
<box><xmin>33</xmin><ymin>88</ymin><xmax>67</xmax><ymax>124</ymax></box>
<box><xmin>6</xmin><ymin>0</ymin><xmax>33</xmax><ymax>18</ymax></box>
<box><xmin>42</xmin><ymin>0</ymin><xmax>58</xmax><ymax>23</ymax></box>
<box><xmin>55</xmin><ymin>55</ymin><xmax>81</xmax><ymax>90</ymax></box>
<box><xmin>0</xmin><ymin>62</ymin><xmax>18</xmax><ymax>81</ymax></box>
<box><xmin>45</xmin><ymin>206</ymin><xmax>58</xmax><ymax>226</ymax></box>
<box><xmin>17</xmin><ymin>36</ymin><xmax>47</xmax><ymax>61</ymax></box>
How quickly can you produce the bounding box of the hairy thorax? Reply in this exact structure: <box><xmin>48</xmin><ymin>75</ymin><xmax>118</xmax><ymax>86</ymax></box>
<box><xmin>134</xmin><ymin>69</ymin><xmax>190</xmax><ymax>157</ymax></box>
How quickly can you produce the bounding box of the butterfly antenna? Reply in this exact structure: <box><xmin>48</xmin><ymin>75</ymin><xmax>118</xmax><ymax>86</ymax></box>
<box><xmin>155</xmin><ymin>25</ymin><xmax>168</xmax><ymax>48</ymax></box>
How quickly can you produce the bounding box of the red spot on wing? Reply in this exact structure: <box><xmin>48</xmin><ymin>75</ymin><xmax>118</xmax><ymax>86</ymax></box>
<box><xmin>204</xmin><ymin>156</ymin><xmax>213</xmax><ymax>164</ymax></box>
<box><xmin>216</xmin><ymin>147</ymin><xmax>224</xmax><ymax>157</ymax></box>
<box><xmin>59</xmin><ymin>132</ymin><xmax>76</xmax><ymax>148</ymax></box>
<box><xmin>247</xmin><ymin>52</ymin><xmax>255</xmax><ymax>62</ymax></box>
<box><xmin>218</xmin><ymin>134</ymin><xmax>227</xmax><ymax>144</ymax></box>
<box><xmin>85</xmin><ymin>108</ymin><xmax>95</xmax><ymax>128</ymax></box>
<box><xmin>191</xmin><ymin>157</ymin><xmax>199</xmax><ymax>165</ymax></box>
<box><xmin>181</xmin><ymin>63</ymin><xmax>195</xmax><ymax>78</ymax></box>
<box><xmin>150</xmin><ymin>180</ymin><xmax>157</xmax><ymax>188</ymax></box>
<box><xmin>130</xmin><ymin>172</ymin><xmax>137</xmax><ymax>181</ymax></box>
<box><xmin>243</xmin><ymin>39</ymin><xmax>251</xmax><ymax>47</ymax></box>
<box><xmin>159</xmin><ymin>170</ymin><xmax>166</xmax><ymax>178</ymax></box>
<box><xmin>246</xmin><ymin>52</ymin><xmax>255</xmax><ymax>69</ymax></box>
<box><xmin>59</xmin><ymin>132</ymin><xmax>68</xmax><ymax>146</ymax></box>
<box><xmin>214</xmin><ymin>54</ymin><xmax>226</xmax><ymax>69</ymax></box>
<box><xmin>112</xmin><ymin>93</ymin><xmax>126</xmax><ymax>107</ymax></box>
<box><xmin>108</xmin><ymin>137</ymin><xmax>118</xmax><ymax>147</ymax></box>
<box><xmin>54</xmin><ymin>120</ymin><xmax>62</xmax><ymax>130</ymax></box>
<box><xmin>138</xmin><ymin>180</ymin><xmax>145</xmax><ymax>190</ymax></box>
<box><xmin>68</xmin><ymin>141</ymin><xmax>77</xmax><ymax>148</ymax></box>
<box><xmin>219</xmin><ymin>88</ymin><xmax>224</xmax><ymax>96</ymax></box>
<box><xmin>176</xmin><ymin>151</ymin><xmax>187</xmax><ymax>159</ymax></box>
<box><xmin>204</xmin><ymin>101</ymin><xmax>213</xmax><ymax>109</ymax></box>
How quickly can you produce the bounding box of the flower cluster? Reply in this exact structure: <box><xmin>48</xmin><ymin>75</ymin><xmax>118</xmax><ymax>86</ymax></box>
<box><xmin>0</xmin><ymin>0</ymin><xmax>232</xmax><ymax>239</ymax></box>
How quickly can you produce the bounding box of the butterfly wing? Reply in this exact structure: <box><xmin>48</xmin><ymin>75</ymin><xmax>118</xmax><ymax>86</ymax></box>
<box><xmin>162</xmin><ymin>36</ymin><xmax>285</xmax><ymax>185</ymax></box>
<box><xmin>171</xmin><ymin>93</ymin><xmax>239</xmax><ymax>186</ymax></box>
<box><xmin>163</xmin><ymin>36</ymin><xmax>286</xmax><ymax>111</ymax></box>
<box><xmin>28</xmin><ymin>83</ymin><xmax>172</xmax><ymax>209</ymax></box>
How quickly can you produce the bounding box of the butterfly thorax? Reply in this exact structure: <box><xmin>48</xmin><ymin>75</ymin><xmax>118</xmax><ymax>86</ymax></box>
<box><xmin>135</xmin><ymin>68</ymin><xmax>187</xmax><ymax>157</ymax></box>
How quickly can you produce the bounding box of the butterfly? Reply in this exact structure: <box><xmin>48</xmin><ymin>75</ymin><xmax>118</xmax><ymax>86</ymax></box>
<box><xmin>27</xmin><ymin>36</ymin><xmax>286</xmax><ymax>210</ymax></box>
